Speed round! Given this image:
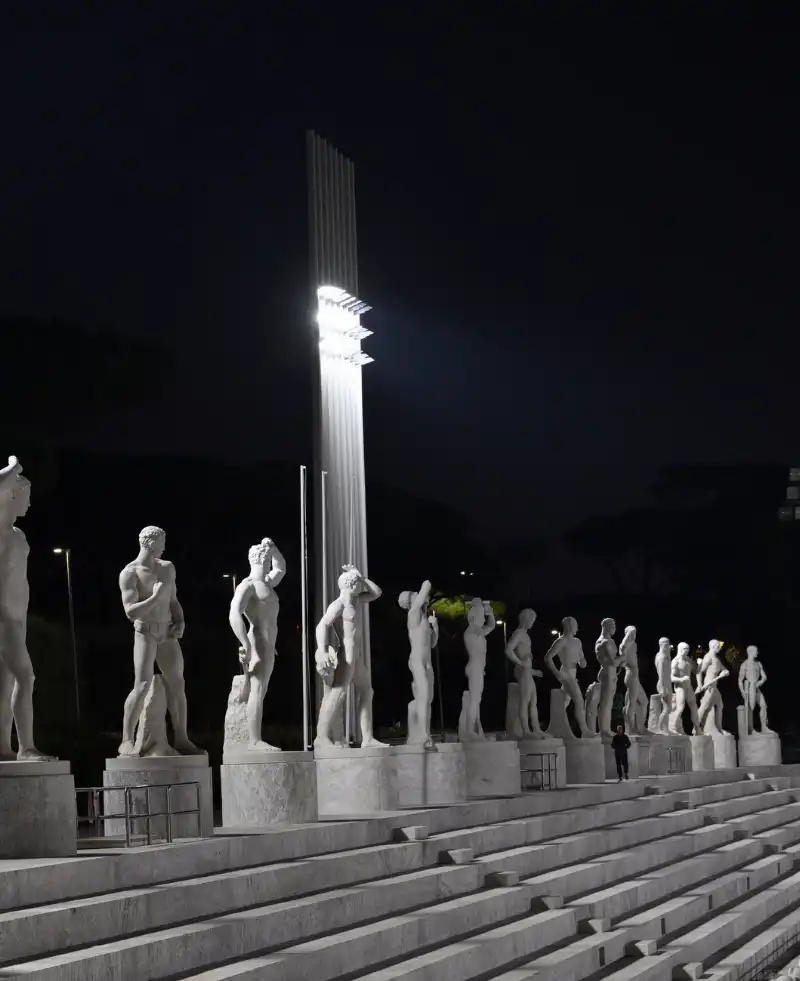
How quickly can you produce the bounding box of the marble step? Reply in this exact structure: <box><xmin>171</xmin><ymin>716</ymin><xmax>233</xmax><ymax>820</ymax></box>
<box><xmin>699</xmin><ymin>788</ymin><xmax>800</xmax><ymax>824</ymax></box>
<box><xmin>702</xmin><ymin>903</ymin><xmax>800</xmax><ymax>980</ymax></box>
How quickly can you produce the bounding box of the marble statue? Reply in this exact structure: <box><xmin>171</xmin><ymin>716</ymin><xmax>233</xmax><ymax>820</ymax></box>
<box><xmin>398</xmin><ymin>580</ymin><xmax>438</xmax><ymax>748</ymax></box>
<box><xmin>584</xmin><ymin>670</ymin><xmax>602</xmax><ymax>734</ymax></box>
<box><xmin>594</xmin><ymin>618</ymin><xmax>621</xmax><ymax>738</ymax></box>
<box><xmin>118</xmin><ymin>526</ymin><xmax>202</xmax><ymax>757</ymax></box>
<box><xmin>315</xmin><ymin>564</ymin><xmax>385</xmax><ymax>748</ymax></box>
<box><xmin>621</xmin><ymin>625</ymin><xmax>648</xmax><ymax>734</ymax></box>
<box><xmin>227</xmin><ymin>538</ymin><xmax>286</xmax><ymax>752</ymax></box>
<box><xmin>504</xmin><ymin>608</ymin><xmax>545</xmax><ymax>739</ymax></box>
<box><xmin>738</xmin><ymin>645</ymin><xmax>773</xmax><ymax>734</ymax></box>
<box><xmin>654</xmin><ymin>637</ymin><xmax>672</xmax><ymax>734</ymax></box>
<box><xmin>0</xmin><ymin>456</ymin><xmax>54</xmax><ymax>762</ymax></box>
<box><xmin>460</xmin><ymin>597</ymin><xmax>496</xmax><ymax>740</ymax></box>
<box><xmin>696</xmin><ymin>639</ymin><xmax>730</xmax><ymax>735</ymax></box>
<box><xmin>669</xmin><ymin>642</ymin><xmax>700</xmax><ymax>735</ymax></box>
<box><xmin>133</xmin><ymin>676</ymin><xmax>179</xmax><ymax>756</ymax></box>
<box><xmin>544</xmin><ymin>616</ymin><xmax>592</xmax><ymax>737</ymax></box>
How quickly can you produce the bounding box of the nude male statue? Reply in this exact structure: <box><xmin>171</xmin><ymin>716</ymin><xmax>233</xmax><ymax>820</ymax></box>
<box><xmin>654</xmin><ymin>637</ymin><xmax>672</xmax><ymax>734</ymax></box>
<box><xmin>398</xmin><ymin>579</ymin><xmax>438</xmax><ymax>748</ymax></box>
<box><xmin>229</xmin><ymin>538</ymin><xmax>286</xmax><ymax>751</ymax></box>
<box><xmin>669</xmin><ymin>642</ymin><xmax>701</xmax><ymax>735</ymax></box>
<box><xmin>696</xmin><ymin>639</ymin><xmax>730</xmax><ymax>735</ymax></box>
<box><xmin>118</xmin><ymin>526</ymin><xmax>202</xmax><ymax>757</ymax></box>
<box><xmin>595</xmin><ymin>617</ymin><xmax>622</xmax><ymax>738</ymax></box>
<box><xmin>544</xmin><ymin>616</ymin><xmax>592</xmax><ymax>737</ymax></box>
<box><xmin>315</xmin><ymin>564</ymin><xmax>385</xmax><ymax>748</ymax></box>
<box><xmin>505</xmin><ymin>608</ymin><xmax>545</xmax><ymax>738</ymax></box>
<box><xmin>0</xmin><ymin>456</ymin><xmax>54</xmax><ymax>761</ymax></box>
<box><xmin>738</xmin><ymin>645</ymin><xmax>773</xmax><ymax>734</ymax></box>
<box><xmin>621</xmin><ymin>625</ymin><xmax>648</xmax><ymax>734</ymax></box>
<box><xmin>461</xmin><ymin>597</ymin><xmax>496</xmax><ymax>740</ymax></box>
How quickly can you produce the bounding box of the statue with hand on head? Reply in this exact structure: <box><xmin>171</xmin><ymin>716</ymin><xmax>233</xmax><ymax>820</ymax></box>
<box><xmin>398</xmin><ymin>580</ymin><xmax>438</xmax><ymax>748</ymax></box>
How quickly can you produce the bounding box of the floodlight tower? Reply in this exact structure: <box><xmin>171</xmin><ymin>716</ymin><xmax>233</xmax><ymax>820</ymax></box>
<box><xmin>307</xmin><ymin>131</ymin><xmax>374</xmax><ymax>743</ymax></box>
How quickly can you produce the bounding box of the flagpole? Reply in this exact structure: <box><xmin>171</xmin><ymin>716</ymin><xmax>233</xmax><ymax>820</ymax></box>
<box><xmin>300</xmin><ymin>465</ymin><xmax>310</xmax><ymax>751</ymax></box>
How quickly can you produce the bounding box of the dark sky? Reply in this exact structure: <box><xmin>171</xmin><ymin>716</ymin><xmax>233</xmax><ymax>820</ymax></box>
<box><xmin>1</xmin><ymin>4</ymin><xmax>797</xmax><ymax>542</ymax></box>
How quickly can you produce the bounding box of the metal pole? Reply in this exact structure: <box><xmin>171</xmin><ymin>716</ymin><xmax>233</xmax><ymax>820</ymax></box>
<box><xmin>345</xmin><ymin>474</ymin><xmax>355</xmax><ymax>745</ymax></box>
<box><xmin>434</xmin><ymin>638</ymin><xmax>446</xmax><ymax>738</ymax></box>
<box><xmin>300</xmin><ymin>465</ymin><xmax>310</xmax><ymax>752</ymax></box>
<box><xmin>65</xmin><ymin>549</ymin><xmax>80</xmax><ymax>722</ymax></box>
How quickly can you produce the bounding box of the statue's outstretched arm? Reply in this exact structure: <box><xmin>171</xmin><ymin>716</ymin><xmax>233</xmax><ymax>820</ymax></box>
<box><xmin>481</xmin><ymin>608</ymin><xmax>496</xmax><ymax>637</ymax></box>
<box><xmin>361</xmin><ymin>577</ymin><xmax>382</xmax><ymax>602</ymax></box>
<box><xmin>265</xmin><ymin>545</ymin><xmax>286</xmax><ymax>588</ymax></box>
<box><xmin>411</xmin><ymin>580</ymin><xmax>432</xmax><ymax>613</ymax></box>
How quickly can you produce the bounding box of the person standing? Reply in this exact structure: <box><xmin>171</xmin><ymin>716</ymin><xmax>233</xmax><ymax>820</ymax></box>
<box><xmin>611</xmin><ymin>724</ymin><xmax>631</xmax><ymax>780</ymax></box>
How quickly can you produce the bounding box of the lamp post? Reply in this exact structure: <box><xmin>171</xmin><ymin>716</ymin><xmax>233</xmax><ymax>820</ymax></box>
<box><xmin>497</xmin><ymin>618</ymin><xmax>509</xmax><ymax>681</ymax></box>
<box><xmin>222</xmin><ymin>573</ymin><xmax>238</xmax><ymax>594</ymax></box>
<box><xmin>53</xmin><ymin>548</ymin><xmax>80</xmax><ymax>723</ymax></box>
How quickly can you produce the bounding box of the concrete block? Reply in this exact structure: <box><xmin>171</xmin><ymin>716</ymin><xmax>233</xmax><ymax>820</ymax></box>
<box><xmin>220</xmin><ymin>753</ymin><xmax>317</xmax><ymax>827</ymax></box>
<box><xmin>710</xmin><ymin>732</ymin><xmax>737</xmax><ymax>769</ymax></box>
<box><xmin>462</xmin><ymin>740</ymin><xmax>521</xmax><ymax>797</ymax></box>
<box><xmin>690</xmin><ymin>735</ymin><xmax>715</xmax><ymax>771</ymax></box>
<box><xmin>315</xmin><ymin>745</ymin><xmax>397</xmax><ymax>816</ymax></box>
<box><xmin>440</xmin><ymin>847</ymin><xmax>473</xmax><ymax>864</ymax></box>
<box><xmin>392</xmin><ymin>825</ymin><xmax>428</xmax><ymax>842</ymax></box>
<box><xmin>392</xmin><ymin>743</ymin><xmax>466</xmax><ymax>806</ymax></box>
<box><xmin>518</xmin><ymin>736</ymin><xmax>567</xmax><ymax>789</ymax></box>
<box><xmin>739</xmin><ymin>733</ymin><xmax>782</xmax><ymax>766</ymax></box>
<box><xmin>485</xmin><ymin>870</ymin><xmax>519</xmax><ymax>887</ymax></box>
<box><xmin>564</xmin><ymin>736</ymin><xmax>606</xmax><ymax>784</ymax></box>
<box><xmin>0</xmin><ymin>761</ymin><xmax>76</xmax><ymax>858</ymax></box>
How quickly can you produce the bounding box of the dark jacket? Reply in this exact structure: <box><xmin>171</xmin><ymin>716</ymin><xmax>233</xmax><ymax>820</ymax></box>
<box><xmin>611</xmin><ymin>733</ymin><xmax>631</xmax><ymax>756</ymax></box>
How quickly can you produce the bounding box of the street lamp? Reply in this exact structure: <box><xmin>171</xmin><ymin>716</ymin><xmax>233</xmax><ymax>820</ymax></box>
<box><xmin>222</xmin><ymin>573</ymin><xmax>238</xmax><ymax>594</ymax></box>
<box><xmin>53</xmin><ymin>548</ymin><xmax>80</xmax><ymax>723</ymax></box>
<box><xmin>496</xmin><ymin>618</ymin><xmax>508</xmax><ymax>646</ymax></box>
<box><xmin>551</xmin><ymin>629</ymin><xmax>559</xmax><ymax>636</ymax></box>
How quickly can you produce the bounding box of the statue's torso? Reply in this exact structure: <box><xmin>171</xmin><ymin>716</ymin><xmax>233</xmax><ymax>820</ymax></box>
<box><xmin>596</xmin><ymin>637</ymin><xmax>618</xmax><ymax>671</ymax></box>
<box><xmin>126</xmin><ymin>558</ymin><xmax>175</xmax><ymax>622</ymax></box>
<box><xmin>558</xmin><ymin>636</ymin><xmax>582</xmax><ymax>673</ymax></box>
<box><xmin>0</xmin><ymin>526</ymin><xmax>29</xmax><ymax>622</ymax></box>
<box><xmin>245</xmin><ymin>578</ymin><xmax>279</xmax><ymax>630</ymax></box>
<box><xmin>464</xmin><ymin>627</ymin><xmax>487</xmax><ymax>662</ymax></box>
<box><xmin>673</xmin><ymin>655</ymin><xmax>694</xmax><ymax>691</ymax></box>
<box><xmin>742</xmin><ymin>660</ymin><xmax>761</xmax><ymax>686</ymax></box>
<box><xmin>407</xmin><ymin>613</ymin><xmax>432</xmax><ymax>661</ymax></box>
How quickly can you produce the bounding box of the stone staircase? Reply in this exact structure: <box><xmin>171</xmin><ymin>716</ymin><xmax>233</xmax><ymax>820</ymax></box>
<box><xmin>2</xmin><ymin>770</ymin><xmax>800</xmax><ymax>981</ymax></box>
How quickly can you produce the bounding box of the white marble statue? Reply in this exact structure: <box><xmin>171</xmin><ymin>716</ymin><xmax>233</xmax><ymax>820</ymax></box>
<box><xmin>544</xmin><ymin>616</ymin><xmax>592</xmax><ymax>737</ymax></box>
<box><xmin>133</xmin><ymin>676</ymin><xmax>179</xmax><ymax>756</ymax></box>
<box><xmin>228</xmin><ymin>538</ymin><xmax>286</xmax><ymax>752</ymax></box>
<box><xmin>621</xmin><ymin>625</ymin><xmax>648</xmax><ymax>734</ymax></box>
<box><xmin>118</xmin><ymin>526</ymin><xmax>202</xmax><ymax>757</ymax></box>
<box><xmin>669</xmin><ymin>642</ymin><xmax>700</xmax><ymax>735</ymax></box>
<box><xmin>398</xmin><ymin>579</ymin><xmax>438</xmax><ymax>748</ymax></box>
<box><xmin>696</xmin><ymin>639</ymin><xmax>730</xmax><ymax>735</ymax></box>
<box><xmin>0</xmin><ymin>456</ymin><xmax>55</xmax><ymax>762</ymax></box>
<box><xmin>460</xmin><ymin>597</ymin><xmax>496</xmax><ymax>740</ymax></box>
<box><xmin>315</xmin><ymin>564</ymin><xmax>385</xmax><ymax>748</ymax></box>
<box><xmin>504</xmin><ymin>608</ymin><xmax>545</xmax><ymax>739</ymax></box>
<box><xmin>738</xmin><ymin>645</ymin><xmax>773</xmax><ymax>735</ymax></box>
<box><xmin>653</xmin><ymin>637</ymin><xmax>673</xmax><ymax>734</ymax></box>
<box><xmin>595</xmin><ymin>618</ymin><xmax>621</xmax><ymax>738</ymax></box>
<box><xmin>584</xmin><ymin>670</ymin><xmax>602</xmax><ymax>734</ymax></box>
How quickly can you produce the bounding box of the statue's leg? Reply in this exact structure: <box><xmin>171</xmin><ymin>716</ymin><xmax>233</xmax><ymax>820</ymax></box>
<box><xmin>565</xmin><ymin>677</ymin><xmax>590</xmax><ymax>735</ymax></box>
<box><xmin>247</xmin><ymin>638</ymin><xmax>275</xmax><ymax>749</ymax></box>
<box><xmin>687</xmin><ymin>694</ymin><xmax>701</xmax><ymax>734</ymax></box>
<box><xmin>758</xmin><ymin>693</ymin><xmax>772</xmax><ymax>732</ymax></box>
<box><xmin>518</xmin><ymin>671</ymin><xmax>533</xmax><ymax>735</ymax></box>
<box><xmin>353</xmin><ymin>658</ymin><xmax>387</xmax><ymax>747</ymax></box>
<box><xmin>529</xmin><ymin>681</ymin><xmax>543</xmax><ymax>735</ymax></box>
<box><xmin>425</xmin><ymin>661</ymin><xmax>435</xmax><ymax>737</ymax></box>
<box><xmin>669</xmin><ymin>689</ymin><xmax>685</xmax><ymax>734</ymax></box>
<box><xmin>2</xmin><ymin>622</ymin><xmax>51</xmax><ymax>759</ymax></box>
<box><xmin>658</xmin><ymin>697</ymin><xmax>670</xmax><ymax>733</ymax></box>
<box><xmin>0</xmin><ymin>658</ymin><xmax>15</xmax><ymax>757</ymax></box>
<box><xmin>120</xmin><ymin>630</ymin><xmax>157</xmax><ymax>752</ymax></box>
<box><xmin>316</xmin><ymin>667</ymin><xmax>350</xmax><ymax>747</ymax></box>
<box><xmin>157</xmin><ymin>638</ymin><xmax>199</xmax><ymax>754</ymax></box>
<box><xmin>466</xmin><ymin>666</ymin><xmax>485</xmax><ymax>737</ymax></box>
<box><xmin>407</xmin><ymin>656</ymin><xmax>431</xmax><ymax>745</ymax></box>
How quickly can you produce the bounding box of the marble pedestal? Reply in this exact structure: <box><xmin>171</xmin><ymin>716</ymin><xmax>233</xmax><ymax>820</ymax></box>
<box><xmin>738</xmin><ymin>732</ymin><xmax>782</xmax><ymax>767</ymax></box>
<box><xmin>221</xmin><ymin>750</ymin><xmax>317</xmax><ymax>827</ymax></box>
<box><xmin>647</xmin><ymin>735</ymin><xmax>691</xmax><ymax>774</ymax></box>
<box><xmin>103</xmin><ymin>755</ymin><xmax>212</xmax><ymax>839</ymax></box>
<box><xmin>462</xmin><ymin>740</ymin><xmax>521</xmax><ymax>798</ymax></box>
<box><xmin>709</xmin><ymin>731</ymin><xmax>737</xmax><ymax>769</ymax></box>
<box><xmin>0</xmin><ymin>760</ymin><xmax>76</xmax><ymax>858</ymax></box>
<box><xmin>603</xmin><ymin>736</ymin><xmax>644</xmax><ymax>780</ymax></box>
<box><xmin>393</xmin><ymin>743</ymin><xmax>466</xmax><ymax>807</ymax></box>
<box><xmin>690</xmin><ymin>734</ymin><xmax>715</xmax><ymax>771</ymax></box>
<box><xmin>518</xmin><ymin>736</ymin><xmax>566</xmax><ymax>789</ymax></box>
<box><xmin>563</xmin><ymin>737</ymin><xmax>605</xmax><ymax>784</ymax></box>
<box><xmin>315</xmin><ymin>745</ymin><xmax>397</xmax><ymax>816</ymax></box>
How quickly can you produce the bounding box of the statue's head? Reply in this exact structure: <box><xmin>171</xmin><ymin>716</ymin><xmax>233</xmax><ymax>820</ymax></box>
<box><xmin>709</xmin><ymin>639</ymin><xmax>721</xmax><ymax>654</ymax></box>
<box><xmin>658</xmin><ymin>636</ymin><xmax>671</xmax><ymax>654</ymax></box>
<box><xmin>398</xmin><ymin>590</ymin><xmax>415</xmax><ymax>611</ymax></box>
<box><xmin>138</xmin><ymin>525</ymin><xmax>166</xmax><ymax>557</ymax></box>
<box><xmin>563</xmin><ymin>615</ymin><xmax>578</xmax><ymax>636</ymax></box>
<box><xmin>248</xmin><ymin>540</ymin><xmax>272</xmax><ymax>568</ymax></box>
<box><xmin>621</xmin><ymin>625</ymin><xmax>636</xmax><ymax>648</ymax></box>
<box><xmin>677</xmin><ymin>641</ymin><xmax>690</xmax><ymax>657</ymax></box>
<box><xmin>338</xmin><ymin>565</ymin><xmax>362</xmax><ymax>592</ymax></box>
<box><xmin>601</xmin><ymin>617</ymin><xmax>616</xmax><ymax>636</ymax></box>
<box><xmin>0</xmin><ymin>456</ymin><xmax>31</xmax><ymax>523</ymax></box>
<box><xmin>746</xmin><ymin>644</ymin><xmax>759</xmax><ymax>660</ymax></box>
<box><xmin>519</xmin><ymin>608</ymin><xmax>536</xmax><ymax>629</ymax></box>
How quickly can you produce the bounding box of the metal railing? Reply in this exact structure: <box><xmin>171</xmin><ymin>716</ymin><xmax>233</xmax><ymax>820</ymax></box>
<box><xmin>521</xmin><ymin>752</ymin><xmax>558</xmax><ymax>791</ymax></box>
<box><xmin>75</xmin><ymin>782</ymin><xmax>201</xmax><ymax>846</ymax></box>
<box><xmin>667</xmin><ymin>746</ymin><xmax>686</xmax><ymax>773</ymax></box>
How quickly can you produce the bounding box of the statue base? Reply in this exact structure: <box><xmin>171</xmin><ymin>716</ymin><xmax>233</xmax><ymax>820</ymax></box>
<box><xmin>563</xmin><ymin>736</ymin><xmax>605</xmax><ymax>784</ymax></box>
<box><xmin>518</xmin><ymin>736</ymin><xmax>566</xmax><ymax>789</ymax></box>
<box><xmin>103</xmin><ymin>754</ymin><xmax>212</xmax><ymax>839</ymax></box>
<box><xmin>0</xmin><ymin>760</ymin><xmax>76</xmax><ymax>858</ymax></box>
<box><xmin>462</xmin><ymin>739</ymin><xmax>521</xmax><ymax>797</ymax></box>
<box><xmin>645</xmin><ymin>735</ymin><xmax>691</xmax><ymax>774</ymax></box>
<box><xmin>392</xmin><ymin>743</ymin><xmax>466</xmax><ymax>807</ymax></box>
<box><xmin>689</xmin><ymin>734</ymin><xmax>715</xmax><ymax>771</ymax></box>
<box><xmin>315</xmin><ymin>745</ymin><xmax>397</xmax><ymax>816</ymax></box>
<box><xmin>709</xmin><ymin>731</ymin><xmax>737</xmax><ymax>769</ymax></box>
<box><xmin>221</xmin><ymin>750</ymin><xmax>317</xmax><ymax>827</ymax></box>
<box><xmin>738</xmin><ymin>732</ymin><xmax>782</xmax><ymax>767</ymax></box>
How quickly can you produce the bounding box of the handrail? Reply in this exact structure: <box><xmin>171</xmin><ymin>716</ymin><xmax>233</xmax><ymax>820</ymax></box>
<box><xmin>75</xmin><ymin>781</ymin><xmax>201</xmax><ymax>846</ymax></box>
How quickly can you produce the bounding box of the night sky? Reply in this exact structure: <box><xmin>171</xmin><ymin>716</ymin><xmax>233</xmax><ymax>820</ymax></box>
<box><xmin>2</xmin><ymin>4</ymin><xmax>797</xmax><ymax>545</ymax></box>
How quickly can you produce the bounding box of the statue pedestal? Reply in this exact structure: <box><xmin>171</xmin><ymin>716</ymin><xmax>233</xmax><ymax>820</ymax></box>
<box><xmin>221</xmin><ymin>750</ymin><xmax>317</xmax><ymax>827</ymax></box>
<box><xmin>738</xmin><ymin>732</ymin><xmax>782</xmax><ymax>767</ymax></box>
<box><xmin>103</xmin><ymin>755</ymin><xmax>212</xmax><ymax>839</ymax></box>
<box><xmin>0</xmin><ymin>760</ymin><xmax>76</xmax><ymax>858</ymax></box>
<box><xmin>689</xmin><ymin>734</ymin><xmax>715</xmax><ymax>771</ymax></box>
<box><xmin>709</xmin><ymin>732</ymin><xmax>737</xmax><ymax>769</ymax></box>
<box><xmin>315</xmin><ymin>745</ymin><xmax>397</xmax><ymax>816</ymax></box>
<box><xmin>647</xmin><ymin>735</ymin><xmax>691</xmax><ymax>774</ymax></box>
<box><xmin>518</xmin><ymin>736</ymin><xmax>566</xmax><ymax>789</ymax></box>
<box><xmin>563</xmin><ymin>737</ymin><xmax>605</xmax><ymax>784</ymax></box>
<box><xmin>393</xmin><ymin>743</ymin><xmax>466</xmax><ymax>807</ymax></box>
<box><xmin>462</xmin><ymin>740</ymin><xmax>521</xmax><ymax>798</ymax></box>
